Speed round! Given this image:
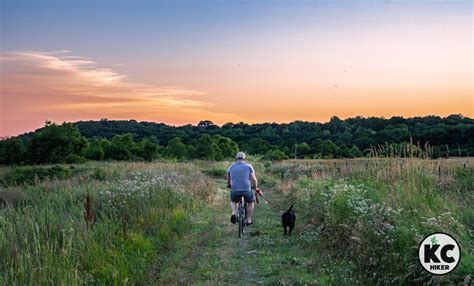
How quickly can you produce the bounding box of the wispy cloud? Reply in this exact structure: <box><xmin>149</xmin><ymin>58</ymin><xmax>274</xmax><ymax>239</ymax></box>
<box><xmin>0</xmin><ymin>51</ymin><xmax>246</xmax><ymax>136</ymax></box>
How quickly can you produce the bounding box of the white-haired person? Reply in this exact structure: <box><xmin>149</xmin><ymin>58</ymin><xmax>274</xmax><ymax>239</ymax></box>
<box><xmin>227</xmin><ymin>151</ymin><xmax>258</xmax><ymax>225</ymax></box>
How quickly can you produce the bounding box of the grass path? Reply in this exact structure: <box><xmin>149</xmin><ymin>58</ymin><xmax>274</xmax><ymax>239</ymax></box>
<box><xmin>158</xmin><ymin>178</ymin><xmax>325</xmax><ymax>285</ymax></box>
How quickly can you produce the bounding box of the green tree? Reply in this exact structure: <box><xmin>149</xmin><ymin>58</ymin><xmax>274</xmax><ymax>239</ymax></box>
<box><xmin>185</xmin><ymin>145</ymin><xmax>197</xmax><ymax>159</ymax></box>
<box><xmin>26</xmin><ymin>121</ymin><xmax>87</xmax><ymax>164</ymax></box>
<box><xmin>0</xmin><ymin>138</ymin><xmax>24</xmax><ymax>164</ymax></box>
<box><xmin>6</xmin><ymin>114</ymin><xmax>472</xmax><ymax>163</ymax></box>
<box><xmin>100</xmin><ymin>139</ymin><xmax>112</xmax><ymax>159</ymax></box>
<box><xmin>243</xmin><ymin>138</ymin><xmax>271</xmax><ymax>155</ymax></box>
<box><xmin>321</xmin><ymin>130</ymin><xmax>331</xmax><ymax>139</ymax></box>
<box><xmin>296</xmin><ymin>142</ymin><xmax>311</xmax><ymax>158</ymax></box>
<box><xmin>312</xmin><ymin>139</ymin><xmax>342</xmax><ymax>158</ymax></box>
<box><xmin>321</xmin><ymin>140</ymin><xmax>342</xmax><ymax>158</ymax></box>
<box><xmin>107</xmin><ymin>133</ymin><xmax>136</xmax><ymax>160</ymax></box>
<box><xmin>215</xmin><ymin>136</ymin><xmax>238</xmax><ymax>160</ymax></box>
<box><xmin>349</xmin><ymin>145</ymin><xmax>362</xmax><ymax>158</ymax></box>
<box><xmin>137</xmin><ymin>139</ymin><xmax>159</xmax><ymax>161</ymax></box>
<box><xmin>194</xmin><ymin>134</ymin><xmax>219</xmax><ymax>160</ymax></box>
<box><xmin>164</xmin><ymin>137</ymin><xmax>187</xmax><ymax>159</ymax></box>
<box><xmin>84</xmin><ymin>139</ymin><xmax>105</xmax><ymax>160</ymax></box>
<box><xmin>342</xmin><ymin>144</ymin><xmax>362</xmax><ymax>158</ymax></box>
<box><xmin>197</xmin><ymin>120</ymin><xmax>216</xmax><ymax>128</ymax></box>
<box><xmin>265</xmin><ymin>149</ymin><xmax>288</xmax><ymax>161</ymax></box>
<box><xmin>354</xmin><ymin>137</ymin><xmax>375</xmax><ymax>152</ymax></box>
<box><xmin>336</xmin><ymin>131</ymin><xmax>353</xmax><ymax>146</ymax></box>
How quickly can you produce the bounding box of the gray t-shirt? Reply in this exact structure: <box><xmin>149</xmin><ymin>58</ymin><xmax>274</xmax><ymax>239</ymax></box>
<box><xmin>227</xmin><ymin>161</ymin><xmax>255</xmax><ymax>192</ymax></box>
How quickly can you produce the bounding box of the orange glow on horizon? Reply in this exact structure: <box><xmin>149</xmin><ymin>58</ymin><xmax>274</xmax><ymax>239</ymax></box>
<box><xmin>1</xmin><ymin>49</ymin><xmax>472</xmax><ymax>137</ymax></box>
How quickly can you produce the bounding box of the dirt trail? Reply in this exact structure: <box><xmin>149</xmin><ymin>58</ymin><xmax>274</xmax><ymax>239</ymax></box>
<box><xmin>158</xmin><ymin>179</ymin><xmax>321</xmax><ymax>285</ymax></box>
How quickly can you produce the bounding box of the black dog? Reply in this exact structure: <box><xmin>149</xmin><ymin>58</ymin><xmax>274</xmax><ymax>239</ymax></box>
<box><xmin>281</xmin><ymin>204</ymin><xmax>296</xmax><ymax>236</ymax></box>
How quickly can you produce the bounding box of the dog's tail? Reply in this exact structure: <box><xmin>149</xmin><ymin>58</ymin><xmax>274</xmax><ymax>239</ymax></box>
<box><xmin>287</xmin><ymin>204</ymin><xmax>294</xmax><ymax>212</ymax></box>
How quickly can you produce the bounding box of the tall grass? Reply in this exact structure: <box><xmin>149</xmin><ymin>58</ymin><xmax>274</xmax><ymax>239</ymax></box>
<box><xmin>0</xmin><ymin>162</ymin><xmax>213</xmax><ymax>285</ymax></box>
<box><xmin>270</xmin><ymin>157</ymin><xmax>472</xmax><ymax>183</ymax></box>
<box><xmin>275</xmin><ymin>158</ymin><xmax>473</xmax><ymax>284</ymax></box>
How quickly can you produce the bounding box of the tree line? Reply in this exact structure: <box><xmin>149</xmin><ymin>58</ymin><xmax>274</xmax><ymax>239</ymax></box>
<box><xmin>0</xmin><ymin>122</ymin><xmax>240</xmax><ymax>164</ymax></box>
<box><xmin>1</xmin><ymin>114</ymin><xmax>473</xmax><ymax>164</ymax></box>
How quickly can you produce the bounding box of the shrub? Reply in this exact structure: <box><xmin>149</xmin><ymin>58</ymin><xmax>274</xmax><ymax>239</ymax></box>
<box><xmin>1</xmin><ymin>165</ymin><xmax>74</xmax><ymax>186</ymax></box>
<box><xmin>264</xmin><ymin>149</ymin><xmax>288</xmax><ymax>161</ymax></box>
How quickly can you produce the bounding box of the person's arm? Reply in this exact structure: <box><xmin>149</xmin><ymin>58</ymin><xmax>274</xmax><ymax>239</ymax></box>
<box><xmin>227</xmin><ymin>172</ymin><xmax>231</xmax><ymax>189</ymax></box>
<box><xmin>251</xmin><ymin>172</ymin><xmax>258</xmax><ymax>189</ymax></box>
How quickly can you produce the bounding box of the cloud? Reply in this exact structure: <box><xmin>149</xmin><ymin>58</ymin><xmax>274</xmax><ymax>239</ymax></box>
<box><xmin>0</xmin><ymin>50</ymin><xmax>246</xmax><ymax>136</ymax></box>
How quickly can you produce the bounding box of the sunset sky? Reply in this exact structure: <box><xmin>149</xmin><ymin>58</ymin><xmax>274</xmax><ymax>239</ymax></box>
<box><xmin>1</xmin><ymin>0</ymin><xmax>473</xmax><ymax>136</ymax></box>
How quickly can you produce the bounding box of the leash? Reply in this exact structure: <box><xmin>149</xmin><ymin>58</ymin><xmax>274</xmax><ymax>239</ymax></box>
<box><xmin>255</xmin><ymin>188</ymin><xmax>284</xmax><ymax>213</ymax></box>
<box><xmin>227</xmin><ymin>185</ymin><xmax>288</xmax><ymax>214</ymax></box>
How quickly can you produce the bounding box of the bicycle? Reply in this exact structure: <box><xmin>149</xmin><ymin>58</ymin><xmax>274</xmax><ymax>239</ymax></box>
<box><xmin>237</xmin><ymin>195</ymin><xmax>247</xmax><ymax>238</ymax></box>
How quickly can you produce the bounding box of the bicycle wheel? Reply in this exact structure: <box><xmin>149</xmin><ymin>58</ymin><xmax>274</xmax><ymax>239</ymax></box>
<box><xmin>238</xmin><ymin>216</ymin><xmax>243</xmax><ymax>238</ymax></box>
<box><xmin>238</xmin><ymin>203</ymin><xmax>244</xmax><ymax>238</ymax></box>
<box><xmin>240</xmin><ymin>199</ymin><xmax>248</xmax><ymax>238</ymax></box>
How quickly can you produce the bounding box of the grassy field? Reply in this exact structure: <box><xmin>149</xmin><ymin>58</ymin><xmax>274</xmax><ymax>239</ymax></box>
<box><xmin>0</xmin><ymin>158</ymin><xmax>472</xmax><ymax>285</ymax></box>
<box><xmin>0</xmin><ymin>162</ymin><xmax>214</xmax><ymax>285</ymax></box>
<box><xmin>268</xmin><ymin>158</ymin><xmax>473</xmax><ymax>284</ymax></box>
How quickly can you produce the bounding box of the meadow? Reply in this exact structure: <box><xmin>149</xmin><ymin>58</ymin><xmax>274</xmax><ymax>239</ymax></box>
<box><xmin>268</xmin><ymin>158</ymin><xmax>473</xmax><ymax>284</ymax></box>
<box><xmin>0</xmin><ymin>158</ymin><xmax>472</xmax><ymax>285</ymax></box>
<box><xmin>0</xmin><ymin>162</ymin><xmax>214</xmax><ymax>285</ymax></box>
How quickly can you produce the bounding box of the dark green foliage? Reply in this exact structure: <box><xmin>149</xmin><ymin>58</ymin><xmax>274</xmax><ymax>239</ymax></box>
<box><xmin>296</xmin><ymin>142</ymin><xmax>311</xmax><ymax>158</ymax></box>
<box><xmin>214</xmin><ymin>136</ymin><xmax>239</xmax><ymax>160</ymax></box>
<box><xmin>1</xmin><ymin>115</ymin><xmax>473</xmax><ymax>165</ymax></box>
<box><xmin>84</xmin><ymin>139</ymin><xmax>105</xmax><ymax>160</ymax></box>
<box><xmin>185</xmin><ymin>145</ymin><xmax>197</xmax><ymax>159</ymax></box>
<box><xmin>264</xmin><ymin>149</ymin><xmax>288</xmax><ymax>161</ymax></box>
<box><xmin>164</xmin><ymin>137</ymin><xmax>187</xmax><ymax>159</ymax></box>
<box><xmin>1</xmin><ymin>165</ymin><xmax>74</xmax><ymax>186</ymax></box>
<box><xmin>311</xmin><ymin>139</ymin><xmax>343</xmax><ymax>159</ymax></box>
<box><xmin>242</xmin><ymin>138</ymin><xmax>271</xmax><ymax>155</ymax></box>
<box><xmin>193</xmin><ymin>134</ymin><xmax>219</xmax><ymax>160</ymax></box>
<box><xmin>0</xmin><ymin>138</ymin><xmax>24</xmax><ymax>164</ymax></box>
<box><xmin>26</xmin><ymin>121</ymin><xmax>87</xmax><ymax>164</ymax></box>
<box><xmin>346</xmin><ymin>145</ymin><xmax>363</xmax><ymax>158</ymax></box>
<box><xmin>105</xmin><ymin>133</ymin><xmax>136</xmax><ymax>160</ymax></box>
<box><xmin>72</xmin><ymin>115</ymin><xmax>473</xmax><ymax>158</ymax></box>
<box><xmin>136</xmin><ymin>139</ymin><xmax>160</xmax><ymax>162</ymax></box>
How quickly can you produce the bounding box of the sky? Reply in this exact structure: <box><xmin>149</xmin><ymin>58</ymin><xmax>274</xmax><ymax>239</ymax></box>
<box><xmin>1</xmin><ymin>0</ymin><xmax>473</xmax><ymax>136</ymax></box>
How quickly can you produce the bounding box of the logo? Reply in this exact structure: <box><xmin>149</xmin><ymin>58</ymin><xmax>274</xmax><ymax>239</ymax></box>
<box><xmin>418</xmin><ymin>232</ymin><xmax>460</xmax><ymax>275</ymax></box>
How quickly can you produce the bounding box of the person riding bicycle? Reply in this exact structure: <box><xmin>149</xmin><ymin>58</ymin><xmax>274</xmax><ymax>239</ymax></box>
<box><xmin>227</xmin><ymin>151</ymin><xmax>258</xmax><ymax>225</ymax></box>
